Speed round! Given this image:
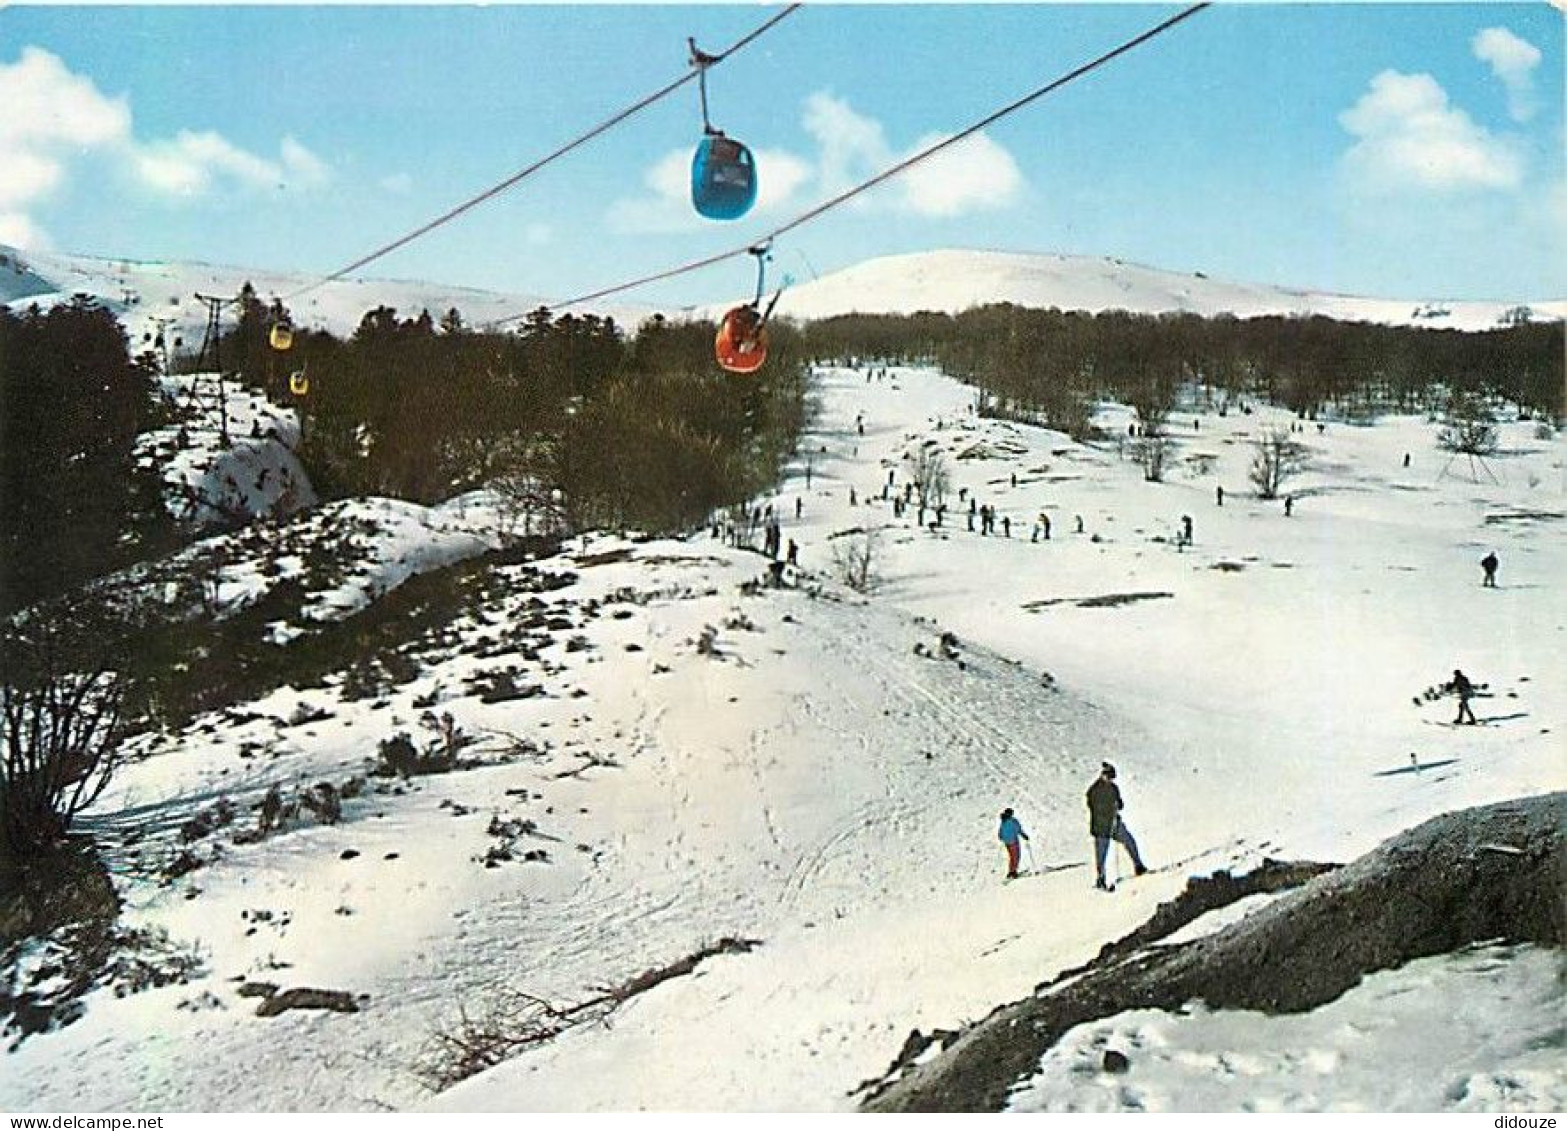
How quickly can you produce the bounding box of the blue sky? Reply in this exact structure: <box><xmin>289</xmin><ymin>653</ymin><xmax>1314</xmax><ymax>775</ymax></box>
<box><xmin>2</xmin><ymin>3</ymin><xmax>1563</xmax><ymax>307</ymax></box>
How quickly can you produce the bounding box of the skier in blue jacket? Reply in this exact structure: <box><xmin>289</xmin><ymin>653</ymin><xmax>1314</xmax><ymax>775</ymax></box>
<box><xmin>998</xmin><ymin>807</ymin><xmax>1029</xmax><ymax>879</ymax></box>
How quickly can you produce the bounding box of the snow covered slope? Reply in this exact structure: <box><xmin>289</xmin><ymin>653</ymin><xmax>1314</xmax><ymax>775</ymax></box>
<box><xmin>767</xmin><ymin>249</ymin><xmax>1565</xmax><ymax>331</ymax></box>
<box><xmin>0</xmin><ymin>243</ymin><xmax>645</xmax><ymax>347</ymax></box>
<box><xmin>135</xmin><ymin>373</ymin><xmax>318</xmax><ymax>529</ymax></box>
<box><xmin>8</xmin><ymin>244</ymin><xmax>1559</xmax><ymax>349</ymax></box>
<box><xmin>7</xmin><ymin>357</ymin><xmax>1559</xmax><ymax>1113</ymax></box>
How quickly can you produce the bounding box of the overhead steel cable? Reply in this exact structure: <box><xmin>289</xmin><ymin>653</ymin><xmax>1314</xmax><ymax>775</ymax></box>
<box><xmin>518</xmin><ymin>2</ymin><xmax>1210</xmax><ymax>321</ymax></box>
<box><xmin>283</xmin><ymin>3</ymin><xmax>803</xmax><ymax>303</ymax></box>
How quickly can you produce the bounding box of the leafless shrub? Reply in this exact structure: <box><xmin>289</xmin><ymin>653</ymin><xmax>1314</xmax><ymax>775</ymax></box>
<box><xmin>1132</xmin><ymin>435</ymin><xmax>1174</xmax><ymax>482</ymax></box>
<box><xmin>831</xmin><ymin>527</ymin><xmax>882</xmax><ymax>593</ymax></box>
<box><xmin>908</xmin><ymin>445</ymin><xmax>951</xmax><ymax>506</ymax></box>
<box><xmin>1</xmin><ymin>652</ymin><xmax>126</xmax><ymax>862</ymax></box>
<box><xmin>1248</xmin><ymin>427</ymin><xmax>1309</xmax><ymax>499</ymax></box>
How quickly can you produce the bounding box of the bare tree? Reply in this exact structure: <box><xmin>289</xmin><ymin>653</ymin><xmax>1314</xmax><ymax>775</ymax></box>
<box><xmin>494</xmin><ymin>443</ymin><xmax>567</xmax><ymax>541</ymax></box>
<box><xmin>907</xmin><ymin>444</ymin><xmax>950</xmax><ymax>507</ymax></box>
<box><xmin>1127</xmin><ymin>376</ymin><xmax>1176</xmax><ymax>440</ymax></box>
<box><xmin>831</xmin><ymin>527</ymin><xmax>882</xmax><ymax>594</ymax></box>
<box><xmin>1437</xmin><ymin>392</ymin><xmax>1502</xmax><ymax>484</ymax></box>
<box><xmin>1249</xmin><ymin>427</ymin><xmax>1309</xmax><ymax>499</ymax></box>
<box><xmin>1437</xmin><ymin>393</ymin><xmax>1500</xmax><ymax>458</ymax></box>
<box><xmin>1132</xmin><ymin>435</ymin><xmax>1174</xmax><ymax>483</ymax></box>
<box><xmin>1</xmin><ymin>657</ymin><xmax>126</xmax><ymax>861</ymax></box>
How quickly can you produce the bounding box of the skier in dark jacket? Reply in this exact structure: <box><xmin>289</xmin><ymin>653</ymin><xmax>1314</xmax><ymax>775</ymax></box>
<box><xmin>998</xmin><ymin>807</ymin><xmax>1029</xmax><ymax>879</ymax></box>
<box><xmin>1481</xmin><ymin>552</ymin><xmax>1499</xmax><ymax>588</ymax></box>
<box><xmin>1450</xmin><ymin>669</ymin><xmax>1478</xmax><ymax>725</ymax></box>
<box><xmin>1086</xmin><ymin>763</ymin><xmax>1147</xmax><ymax>889</ymax></box>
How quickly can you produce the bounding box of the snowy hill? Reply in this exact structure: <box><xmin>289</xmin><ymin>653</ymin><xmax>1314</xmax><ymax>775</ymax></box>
<box><xmin>766</xmin><ymin>249</ymin><xmax>1565</xmax><ymax>331</ymax></box>
<box><xmin>8</xmin><ymin>244</ymin><xmax>1561</xmax><ymax>351</ymax></box>
<box><xmin>0</xmin><ymin>243</ymin><xmax>645</xmax><ymax>347</ymax></box>
<box><xmin>5</xmin><ymin>355</ymin><xmax>1561</xmax><ymax>1112</ymax></box>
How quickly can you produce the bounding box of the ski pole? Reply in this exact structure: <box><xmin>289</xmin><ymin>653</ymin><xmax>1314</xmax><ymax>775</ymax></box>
<box><xmin>1024</xmin><ymin>840</ymin><xmax>1038</xmax><ymax>874</ymax></box>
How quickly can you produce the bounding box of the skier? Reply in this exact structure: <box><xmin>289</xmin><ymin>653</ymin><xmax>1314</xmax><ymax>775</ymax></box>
<box><xmin>1001</xmin><ymin>515</ymin><xmax>1011</xmax><ymax>538</ymax></box>
<box><xmin>1481</xmin><ymin>552</ymin><xmax>1499</xmax><ymax>588</ymax></box>
<box><xmin>1180</xmin><ymin>514</ymin><xmax>1193</xmax><ymax>546</ymax></box>
<box><xmin>1449</xmin><ymin>669</ymin><xmax>1478</xmax><ymax>725</ymax></box>
<box><xmin>1074</xmin><ymin>514</ymin><xmax>1084</xmax><ymax>535</ymax></box>
<box><xmin>795</xmin><ymin>496</ymin><xmax>802</xmax><ymax>520</ymax></box>
<box><xmin>1216</xmin><ymin>485</ymin><xmax>1224</xmax><ymax>507</ymax></box>
<box><xmin>1284</xmin><ymin>495</ymin><xmax>1294</xmax><ymax>518</ymax></box>
<box><xmin>1041</xmin><ymin>513</ymin><xmax>1052</xmax><ymax>541</ymax></box>
<box><xmin>997</xmin><ymin>807</ymin><xmax>1030</xmax><ymax>880</ymax></box>
<box><xmin>1087</xmin><ymin>762</ymin><xmax>1147</xmax><ymax>890</ymax></box>
<box><xmin>786</xmin><ymin>539</ymin><xmax>798</xmax><ymax>566</ymax></box>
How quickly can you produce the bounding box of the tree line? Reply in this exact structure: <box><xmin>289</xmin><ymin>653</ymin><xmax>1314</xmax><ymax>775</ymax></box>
<box><xmin>0</xmin><ymin>299</ymin><xmax>174</xmax><ymax>618</ymax></box>
<box><xmin>802</xmin><ymin>306</ymin><xmax>1563</xmax><ymax>437</ymax></box>
<box><xmin>218</xmin><ymin>286</ymin><xmax>810</xmax><ymax>538</ymax></box>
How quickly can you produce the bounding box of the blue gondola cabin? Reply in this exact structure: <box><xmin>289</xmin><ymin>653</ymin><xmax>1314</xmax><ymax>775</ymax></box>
<box><xmin>691</xmin><ymin>133</ymin><xmax>758</xmax><ymax>221</ymax></box>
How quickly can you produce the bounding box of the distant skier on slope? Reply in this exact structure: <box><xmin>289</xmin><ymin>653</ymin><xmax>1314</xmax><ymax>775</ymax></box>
<box><xmin>1481</xmin><ymin>551</ymin><xmax>1499</xmax><ymax>588</ymax></box>
<box><xmin>998</xmin><ymin>807</ymin><xmax>1030</xmax><ymax>880</ymax></box>
<box><xmin>1449</xmin><ymin>669</ymin><xmax>1479</xmax><ymax>725</ymax></box>
<box><xmin>1087</xmin><ymin>762</ymin><xmax>1148</xmax><ymax>890</ymax></box>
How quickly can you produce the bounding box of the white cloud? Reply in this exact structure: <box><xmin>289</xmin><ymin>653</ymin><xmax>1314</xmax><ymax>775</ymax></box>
<box><xmin>379</xmin><ymin>172</ymin><xmax>414</xmax><ymax>195</ymax></box>
<box><xmin>755</xmin><ymin>149</ymin><xmax>813</xmax><ymax>213</ymax></box>
<box><xmin>0</xmin><ymin>45</ymin><xmax>331</xmax><ymax>247</ymax></box>
<box><xmin>794</xmin><ymin>92</ymin><xmax>1020</xmax><ymax>216</ymax></box>
<box><xmin>608</xmin><ymin>91</ymin><xmax>1023</xmax><ymax>233</ymax></box>
<box><xmin>802</xmin><ymin>91</ymin><xmax>891</xmax><ymax>191</ymax></box>
<box><xmin>898</xmin><ymin>131</ymin><xmax>1023</xmax><ymax>218</ymax></box>
<box><xmin>1473</xmin><ymin>27</ymin><xmax>1542</xmax><ymax>122</ymax></box>
<box><xmin>0</xmin><ymin>211</ymin><xmax>50</xmax><ymax>250</ymax></box>
<box><xmin>130</xmin><ymin>131</ymin><xmax>331</xmax><ymax>197</ymax></box>
<box><xmin>1339</xmin><ymin>70</ymin><xmax>1523</xmax><ymax>194</ymax></box>
<box><xmin>0</xmin><ymin>47</ymin><xmax>130</xmax><ymax>246</ymax></box>
<box><xmin>132</xmin><ymin>130</ymin><xmax>281</xmax><ymax>196</ymax></box>
<box><xmin>0</xmin><ymin>151</ymin><xmax>64</xmax><ymax>211</ymax></box>
<box><xmin>281</xmin><ymin>135</ymin><xmax>330</xmax><ymax>187</ymax></box>
<box><xmin>0</xmin><ymin>46</ymin><xmax>130</xmax><ymax>148</ymax></box>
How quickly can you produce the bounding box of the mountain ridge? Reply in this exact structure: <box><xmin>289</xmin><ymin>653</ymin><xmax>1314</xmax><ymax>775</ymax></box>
<box><xmin>4</xmin><ymin>242</ymin><xmax>1561</xmax><ymax>342</ymax></box>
